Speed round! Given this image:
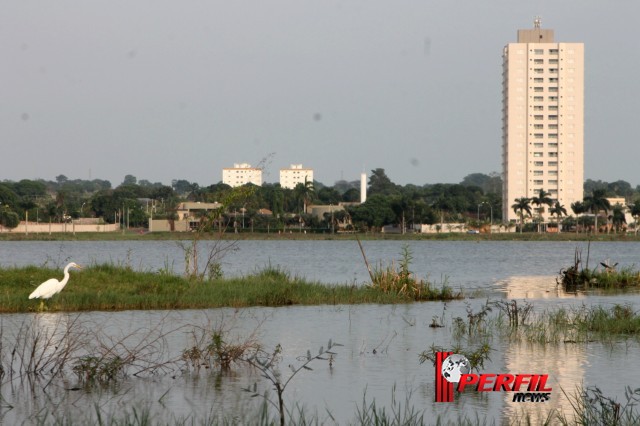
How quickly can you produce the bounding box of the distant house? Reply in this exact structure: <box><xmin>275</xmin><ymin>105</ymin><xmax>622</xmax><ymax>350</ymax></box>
<box><xmin>176</xmin><ymin>202</ymin><xmax>223</xmax><ymax>221</ymax></box>
<box><xmin>150</xmin><ymin>201</ymin><xmax>223</xmax><ymax>232</ymax></box>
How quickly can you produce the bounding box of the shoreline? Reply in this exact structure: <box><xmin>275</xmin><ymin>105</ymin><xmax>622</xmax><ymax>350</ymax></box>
<box><xmin>1</xmin><ymin>230</ymin><xmax>639</xmax><ymax>242</ymax></box>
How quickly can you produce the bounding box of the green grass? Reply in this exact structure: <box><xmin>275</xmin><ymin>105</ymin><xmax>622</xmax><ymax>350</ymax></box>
<box><xmin>496</xmin><ymin>303</ymin><xmax>640</xmax><ymax>343</ymax></box>
<box><xmin>559</xmin><ymin>266</ymin><xmax>640</xmax><ymax>291</ymax></box>
<box><xmin>0</xmin><ymin>263</ymin><xmax>460</xmax><ymax>313</ymax></box>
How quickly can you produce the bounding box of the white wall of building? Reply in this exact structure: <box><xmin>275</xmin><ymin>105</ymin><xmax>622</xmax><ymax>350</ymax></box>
<box><xmin>222</xmin><ymin>163</ymin><xmax>262</xmax><ymax>187</ymax></box>
<box><xmin>279</xmin><ymin>164</ymin><xmax>313</xmax><ymax>189</ymax></box>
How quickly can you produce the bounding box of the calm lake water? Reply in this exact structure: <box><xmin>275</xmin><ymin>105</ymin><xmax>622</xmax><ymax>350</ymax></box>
<box><xmin>1</xmin><ymin>240</ymin><xmax>640</xmax><ymax>424</ymax></box>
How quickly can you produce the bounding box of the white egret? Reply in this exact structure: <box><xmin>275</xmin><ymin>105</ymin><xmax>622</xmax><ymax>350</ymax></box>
<box><xmin>29</xmin><ymin>262</ymin><xmax>83</xmax><ymax>306</ymax></box>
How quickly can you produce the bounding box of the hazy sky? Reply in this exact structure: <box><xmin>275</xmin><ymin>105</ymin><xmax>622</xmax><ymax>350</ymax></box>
<box><xmin>2</xmin><ymin>1</ymin><xmax>639</xmax><ymax>188</ymax></box>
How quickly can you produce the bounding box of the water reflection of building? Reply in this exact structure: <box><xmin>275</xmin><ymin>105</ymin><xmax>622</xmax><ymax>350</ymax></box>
<box><xmin>500</xmin><ymin>275</ymin><xmax>584</xmax><ymax>300</ymax></box>
<box><xmin>503</xmin><ymin>341</ymin><xmax>586</xmax><ymax>423</ymax></box>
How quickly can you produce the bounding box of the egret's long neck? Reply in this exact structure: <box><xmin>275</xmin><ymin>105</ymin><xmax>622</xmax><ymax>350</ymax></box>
<box><xmin>62</xmin><ymin>265</ymin><xmax>72</xmax><ymax>286</ymax></box>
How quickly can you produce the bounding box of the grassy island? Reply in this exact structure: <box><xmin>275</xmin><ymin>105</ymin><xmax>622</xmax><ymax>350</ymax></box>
<box><xmin>0</xmin><ymin>263</ymin><xmax>460</xmax><ymax>313</ymax></box>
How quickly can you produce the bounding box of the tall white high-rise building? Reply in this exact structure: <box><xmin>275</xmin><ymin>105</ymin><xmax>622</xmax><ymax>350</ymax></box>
<box><xmin>502</xmin><ymin>19</ymin><xmax>584</xmax><ymax>223</ymax></box>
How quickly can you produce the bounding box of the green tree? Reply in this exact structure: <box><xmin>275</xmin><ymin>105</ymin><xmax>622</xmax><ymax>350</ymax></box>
<box><xmin>348</xmin><ymin>194</ymin><xmax>396</xmax><ymax>231</ymax></box>
<box><xmin>342</xmin><ymin>187</ymin><xmax>360</xmax><ymax>202</ymax></box>
<box><xmin>368</xmin><ymin>168</ymin><xmax>399</xmax><ymax>197</ymax></box>
<box><xmin>0</xmin><ymin>184</ymin><xmax>18</xmax><ymax>209</ymax></box>
<box><xmin>293</xmin><ymin>178</ymin><xmax>315</xmax><ymax>213</ymax></box>
<box><xmin>549</xmin><ymin>202</ymin><xmax>567</xmax><ymax>233</ymax></box>
<box><xmin>530</xmin><ymin>189</ymin><xmax>553</xmax><ymax>232</ymax></box>
<box><xmin>0</xmin><ymin>209</ymin><xmax>19</xmax><ymax>228</ymax></box>
<box><xmin>14</xmin><ymin>179</ymin><xmax>47</xmax><ymax>198</ymax></box>
<box><xmin>583</xmin><ymin>189</ymin><xmax>611</xmax><ymax>234</ymax></box>
<box><xmin>460</xmin><ymin>172</ymin><xmax>502</xmax><ymax>196</ymax></box>
<box><xmin>123</xmin><ymin>174</ymin><xmax>137</xmax><ymax>186</ymax></box>
<box><xmin>610</xmin><ymin>203</ymin><xmax>626</xmax><ymax>233</ymax></box>
<box><xmin>511</xmin><ymin>197</ymin><xmax>532</xmax><ymax>233</ymax></box>
<box><xmin>571</xmin><ymin>201</ymin><xmax>586</xmax><ymax>234</ymax></box>
<box><xmin>630</xmin><ymin>202</ymin><xmax>640</xmax><ymax>236</ymax></box>
<box><xmin>316</xmin><ymin>187</ymin><xmax>341</xmax><ymax>205</ymax></box>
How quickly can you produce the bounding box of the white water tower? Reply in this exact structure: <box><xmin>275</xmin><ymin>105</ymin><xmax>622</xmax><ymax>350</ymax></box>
<box><xmin>360</xmin><ymin>172</ymin><xmax>367</xmax><ymax>203</ymax></box>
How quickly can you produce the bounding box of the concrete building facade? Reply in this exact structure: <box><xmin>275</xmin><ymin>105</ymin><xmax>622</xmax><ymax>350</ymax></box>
<box><xmin>502</xmin><ymin>19</ymin><xmax>584</xmax><ymax>223</ymax></box>
<box><xmin>222</xmin><ymin>163</ymin><xmax>262</xmax><ymax>187</ymax></box>
<box><xmin>279</xmin><ymin>164</ymin><xmax>313</xmax><ymax>189</ymax></box>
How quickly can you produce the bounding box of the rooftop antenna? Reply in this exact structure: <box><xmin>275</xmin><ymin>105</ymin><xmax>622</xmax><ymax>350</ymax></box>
<box><xmin>534</xmin><ymin>16</ymin><xmax>541</xmax><ymax>29</ymax></box>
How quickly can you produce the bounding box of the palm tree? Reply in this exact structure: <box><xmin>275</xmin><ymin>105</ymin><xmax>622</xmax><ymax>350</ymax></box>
<box><xmin>511</xmin><ymin>197</ymin><xmax>532</xmax><ymax>233</ymax></box>
<box><xmin>530</xmin><ymin>189</ymin><xmax>553</xmax><ymax>233</ymax></box>
<box><xmin>294</xmin><ymin>178</ymin><xmax>315</xmax><ymax>214</ymax></box>
<box><xmin>610</xmin><ymin>203</ymin><xmax>626</xmax><ymax>234</ymax></box>
<box><xmin>630</xmin><ymin>202</ymin><xmax>640</xmax><ymax>236</ymax></box>
<box><xmin>549</xmin><ymin>202</ymin><xmax>567</xmax><ymax>233</ymax></box>
<box><xmin>571</xmin><ymin>201</ymin><xmax>586</xmax><ymax>234</ymax></box>
<box><xmin>583</xmin><ymin>189</ymin><xmax>611</xmax><ymax>234</ymax></box>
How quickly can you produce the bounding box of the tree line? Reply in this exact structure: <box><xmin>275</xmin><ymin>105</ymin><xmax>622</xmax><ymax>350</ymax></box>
<box><xmin>2</xmin><ymin>170</ymin><xmax>640</xmax><ymax>233</ymax></box>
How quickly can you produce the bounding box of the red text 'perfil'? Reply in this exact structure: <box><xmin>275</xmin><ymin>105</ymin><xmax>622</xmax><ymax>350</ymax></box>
<box><xmin>456</xmin><ymin>374</ymin><xmax>552</xmax><ymax>393</ymax></box>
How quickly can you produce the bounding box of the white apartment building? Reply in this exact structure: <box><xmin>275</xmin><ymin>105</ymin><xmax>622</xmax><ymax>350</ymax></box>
<box><xmin>222</xmin><ymin>163</ymin><xmax>262</xmax><ymax>187</ymax></box>
<box><xmin>279</xmin><ymin>164</ymin><xmax>314</xmax><ymax>189</ymax></box>
<box><xmin>502</xmin><ymin>19</ymin><xmax>584</xmax><ymax>223</ymax></box>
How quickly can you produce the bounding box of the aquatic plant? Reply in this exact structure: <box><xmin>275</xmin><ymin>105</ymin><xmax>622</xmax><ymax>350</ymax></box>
<box><xmin>491</xmin><ymin>299</ymin><xmax>534</xmax><ymax>329</ymax></box>
<box><xmin>558</xmin><ymin>246</ymin><xmax>640</xmax><ymax>291</ymax></box>
<box><xmin>73</xmin><ymin>355</ymin><xmax>125</xmax><ymax>384</ymax></box>
<box><xmin>355</xmin><ymin>384</ymin><xmax>426</xmax><ymax>425</ymax></box>
<box><xmin>182</xmin><ymin>313</ymin><xmax>263</xmax><ymax>372</ymax></box>
<box><xmin>418</xmin><ymin>343</ymin><xmax>492</xmax><ymax>373</ymax></box>
<box><xmin>556</xmin><ymin>385</ymin><xmax>640</xmax><ymax>426</ymax></box>
<box><xmin>497</xmin><ymin>303</ymin><xmax>640</xmax><ymax>344</ymax></box>
<box><xmin>242</xmin><ymin>339</ymin><xmax>342</xmax><ymax>426</ymax></box>
<box><xmin>358</xmin><ymin>242</ymin><xmax>461</xmax><ymax>301</ymax></box>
